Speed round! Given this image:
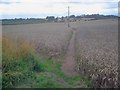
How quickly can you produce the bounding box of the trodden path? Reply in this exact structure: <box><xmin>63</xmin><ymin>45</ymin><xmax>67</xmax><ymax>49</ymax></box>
<box><xmin>62</xmin><ymin>29</ymin><xmax>78</xmax><ymax>77</ymax></box>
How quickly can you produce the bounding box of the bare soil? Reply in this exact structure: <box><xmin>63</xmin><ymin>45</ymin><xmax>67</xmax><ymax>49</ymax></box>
<box><xmin>62</xmin><ymin>29</ymin><xmax>78</xmax><ymax>77</ymax></box>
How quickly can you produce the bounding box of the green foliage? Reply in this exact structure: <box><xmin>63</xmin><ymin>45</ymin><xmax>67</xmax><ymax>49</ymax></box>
<box><xmin>2</xmin><ymin>37</ymin><xmax>44</xmax><ymax>88</ymax></box>
<box><xmin>2</xmin><ymin>53</ymin><xmax>44</xmax><ymax>88</ymax></box>
<box><xmin>2</xmin><ymin>36</ymin><xmax>92</xmax><ymax>88</ymax></box>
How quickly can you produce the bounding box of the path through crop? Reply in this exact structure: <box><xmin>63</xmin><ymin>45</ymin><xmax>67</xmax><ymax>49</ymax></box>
<box><xmin>62</xmin><ymin>28</ymin><xmax>78</xmax><ymax>77</ymax></box>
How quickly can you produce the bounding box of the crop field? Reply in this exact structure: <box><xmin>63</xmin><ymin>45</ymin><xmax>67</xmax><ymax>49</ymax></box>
<box><xmin>3</xmin><ymin>22</ymin><xmax>89</xmax><ymax>88</ymax></box>
<box><xmin>2</xmin><ymin>19</ymin><xmax>118</xmax><ymax>88</ymax></box>
<box><xmin>74</xmin><ymin>19</ymin><xmax>118</xmax><ymax>88</ymax></box>
<box><xmin>3</xmin><ymin>22</ymin><xmax>72</xmax><ymax>59</ymax></box>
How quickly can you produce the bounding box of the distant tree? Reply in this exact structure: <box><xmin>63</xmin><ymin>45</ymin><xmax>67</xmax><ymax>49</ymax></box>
<box><xmin>61</xmin><ymin>16</ymin><xmax>64</xmax><ymax>20</ymax></box>
<box><xmin>56</xmin><ymin>17</ymin><xmax>58</xmax><ymax>20</ymax></box>
<box><xmin>69</xmin><ymin>15</ymin><xmax>75</xmax><ymax>18</ymax></box>
<box><xmin>46</xmin><ymin>16</ymin><xmax>55</xmax><ymax>21</ymax></box>
<box><xmin>76</xmin><ymin>16</ymin><xmax>81</xmax><ymax>18</ymax></box>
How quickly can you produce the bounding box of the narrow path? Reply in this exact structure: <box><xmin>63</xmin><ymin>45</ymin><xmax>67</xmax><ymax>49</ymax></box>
<box><xmin>62</xmin><ymin>29</ymin><xmax>78</xmax><ymax>76</ymax></box>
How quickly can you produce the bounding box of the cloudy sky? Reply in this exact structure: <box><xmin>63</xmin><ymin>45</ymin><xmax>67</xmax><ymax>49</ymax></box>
<box><xmin>0</xmin><ymin>0</ymin><xmax>119</xmax><ymax>19</ymax></box>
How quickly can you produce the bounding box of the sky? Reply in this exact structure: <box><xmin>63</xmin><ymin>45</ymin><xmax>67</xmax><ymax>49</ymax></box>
<box><xmin>0</xmin><ymin>0</ymin><xmax>119</xmax><ymax>19</ymax></box>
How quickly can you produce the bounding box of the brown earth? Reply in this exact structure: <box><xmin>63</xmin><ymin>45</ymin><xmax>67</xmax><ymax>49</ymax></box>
<box><xmin>62</xmin><ymin>28</ymin><xmax>78</xmax><ymax>77</ymax></box>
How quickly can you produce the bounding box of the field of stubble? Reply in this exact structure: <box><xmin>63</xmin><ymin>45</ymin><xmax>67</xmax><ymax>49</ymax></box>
<box><xmin>73</xmin><ymin>19</ymin><xmax>118</xmax><ymax>88</ymax></box>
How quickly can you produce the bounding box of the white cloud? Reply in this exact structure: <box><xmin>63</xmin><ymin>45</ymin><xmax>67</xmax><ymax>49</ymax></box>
<box><xmin>0</xmin><ymin>0</ymin><xmax>119</xmax><ymax>18</ymax></box>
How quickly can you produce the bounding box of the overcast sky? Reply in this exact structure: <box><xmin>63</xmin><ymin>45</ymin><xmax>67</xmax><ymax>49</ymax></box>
<box><xmin>0</xmin><ymin>0</ymin><xmax>119</xmax><ymax>19</ymax></box>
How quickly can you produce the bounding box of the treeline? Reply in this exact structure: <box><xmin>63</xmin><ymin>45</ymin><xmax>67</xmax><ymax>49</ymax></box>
<box><xmin>2</xmin><ymin>18</ymin><xmax>46</xmax><ymax>25</ymax></box>
<box><xmin>80</xmin><ymin>14</ymin><xmax>118</xmax><ymax>19</ymax></box>
<box><xmin>1</xmin><ymin>14</ymin><xmax>118</xmax><ymax>25</ymax></box>
<box><xmin>45</xmin><ymin>14</ymin><xmax>118</xmax><ymax>21</ymax></box>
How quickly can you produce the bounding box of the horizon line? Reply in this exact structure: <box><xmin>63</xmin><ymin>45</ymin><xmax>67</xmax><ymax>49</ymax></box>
<box><xmin>0</xmin><ymin>14</ymin><xmax>118</xmax><ymax>20</ymax></box>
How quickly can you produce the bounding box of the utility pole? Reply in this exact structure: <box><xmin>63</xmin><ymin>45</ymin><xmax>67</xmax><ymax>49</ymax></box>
<box><xmin>68</xmin><ymin>6</ymin><xmax>70</xmax><ymax>27</ymax></box>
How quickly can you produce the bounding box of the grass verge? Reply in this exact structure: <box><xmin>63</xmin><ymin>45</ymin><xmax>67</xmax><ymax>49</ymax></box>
<box><xmin>2</xmin><ymin>36</ymin><xmax>92</xmax><ymax>88</ymax></box>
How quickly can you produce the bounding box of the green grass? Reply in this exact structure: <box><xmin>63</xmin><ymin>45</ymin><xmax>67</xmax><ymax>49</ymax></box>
<box><xmin>15</xmin><ymin>56</ymin><xmax>92</xmax><ymax>88</ymax></box>
<box><xmin>2</xmin><ymin>36</ymin><xmax>92</xmax><ymax>88</ymax></box>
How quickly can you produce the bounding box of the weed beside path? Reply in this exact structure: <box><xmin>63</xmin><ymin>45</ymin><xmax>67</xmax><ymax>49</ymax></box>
<box><xmin>2</xmin><ymin>36</ymin><xmax>91</xmax><ymax>88</ymax></box>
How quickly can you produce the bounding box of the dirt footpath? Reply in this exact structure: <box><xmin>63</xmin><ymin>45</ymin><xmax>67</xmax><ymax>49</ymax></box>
<box><xmin>62</xmin><ymin>29</ymin><xmax>78</xmax><ymax>76</ymax></box>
